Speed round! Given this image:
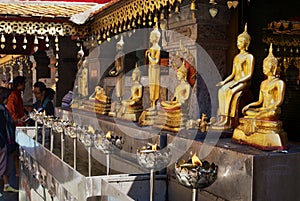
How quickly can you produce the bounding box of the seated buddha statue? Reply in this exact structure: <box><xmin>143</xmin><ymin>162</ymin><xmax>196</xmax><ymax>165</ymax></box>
<box><xmin>82</xmin><ymin>86</ymin><xmax>111</xmax><ymax>114</ymax></box>
<box><xmin>154</xmin><ymin>61</ymin><xmax>191</xmax><ymax>132</ymax></box>
<box><xmin>232</xmin><ymin>44</ymin><xmax>288</xmax><ymax>150</ymax></box>
<box><xmin>117</xmin><ymin>64</ymin><xmax>143</xmax><ymax>121</ymax></box>
<box><xmin>212</xmin><ymin>24</ymin><xmax>254</xmax><ymax>130</ymax></box>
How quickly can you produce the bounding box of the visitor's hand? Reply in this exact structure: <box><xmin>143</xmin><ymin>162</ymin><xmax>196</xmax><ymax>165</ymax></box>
<box><xmin>216</xmin><ymin>81</ymin><xmax>225</xmax><ymax>86</ymax></box>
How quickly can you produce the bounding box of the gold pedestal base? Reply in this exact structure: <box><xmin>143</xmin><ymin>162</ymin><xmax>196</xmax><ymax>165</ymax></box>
<box><xmin>139</xmin><ymin>108</ymin><xmax>157</xmax><ymax>126</ymax></box>
<box><xmin>232</xmin><ymin>118</ymin><xmax>288</xmax><ymax>150</ymax></box>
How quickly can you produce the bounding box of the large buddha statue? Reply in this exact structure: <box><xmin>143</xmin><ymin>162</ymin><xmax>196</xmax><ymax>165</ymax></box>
<box><xmin>232</xmin><ymin>44</ymin><xmax>288</xmax><ymax>150</ymax></box>
<box><xmin>117</xmin><ymin>64</ymin><xmax>143</xmax><ymax>121</ymax></box>
<box><xmin>212</xmin><ymin>24</ymin><xmax>254</xmax><ymax>130</ymax></box>
<box><xmin>109</xmin><ymin>36</ymin><xmax>125</xmax><ymax>117</ymax></box>
<box><xmin>155</xmin><ymin>59</ymin><xmax>192</xmax><ymax>132</ymax></box>
<box><xmin>139</xmin><ymin>26</ymin><xmax>161</xmax><ymax>126</ymax></box>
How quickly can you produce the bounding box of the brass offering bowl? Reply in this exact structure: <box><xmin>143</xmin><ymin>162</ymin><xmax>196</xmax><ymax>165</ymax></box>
<box><xmin>137</xmin><ymin>143</ymin><xmax>171</xmax><ymax>170</ymax></box>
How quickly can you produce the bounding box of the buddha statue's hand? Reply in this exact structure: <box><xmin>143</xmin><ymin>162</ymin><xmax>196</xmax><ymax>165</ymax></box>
<box><xmin>229</xmin><ymin>81</ymin><xmax>239</xmax><ymax>89</ymax></box>
<box><xmin>216</xmin><ymin>81</ymin><xmax>225</xmax><ymax>87</ymax></box>
<box><xmin>242</xmin><ymin>105</ymin><xmax>249</xmax><ymax>114</ymax></box>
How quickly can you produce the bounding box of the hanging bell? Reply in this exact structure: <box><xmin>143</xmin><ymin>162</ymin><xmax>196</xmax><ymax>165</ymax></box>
<box><xmin>54</xmin><ymin>36</ymin><xmax>59</xmax><ymax>43</ymax></box>
<box><xmin>209</xmin><ymin>0</ymin><xmax>217</xmax><ymax>5</ymax></box>
<box><xmin>23</xmin><ymin>35</ymin><xmax>27</xmax><ymax>44</ymax></box>
<box><xmin>1</xmin><ymin>34</ymin><xmax>5</xmax><ymax>43</ymax></box>
<box><xmin>175</xmin><ymin>4</ymin><xmax>180</xmax><ymax>13</ymax></box>
<box><xmin>34</xmin><ymin>35</ymin><xmax>38</xmax><ymax>45</ymax></box>
<box><xmin>190</xmin><ymin>0</ymin><xmax>197</xmax><ymax>11</ymax></box>
<box><xmin>12</xmin><ymin>35</ymin><xmax>16</xmax><ymax>44</ymax></box>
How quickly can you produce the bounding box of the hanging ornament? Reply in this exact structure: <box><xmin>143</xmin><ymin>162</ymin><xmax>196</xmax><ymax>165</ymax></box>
<box><xmin>33</xmin><ymin>46</ymin><xmax>38</xmax><ymax>52</ymax></box>
<box><xmin>190</xmin><ymin>0</ymin><xmax>197</xmax><ymax>11</ymax></box>
<box><xmin>45</xmin><ymin>35</ymin><xmax>49</xmax><ymax>48</ymax></box>
<box><xmin>55</xmin><ymin>44</ymin><xmax>59</xmax><ymax>51</ymax></box>
<box><xmin>296</xmin><ymin>48</ymin><xmax>299</xmax><ymax>54</ymax></box>
<box><xmin>13</xmin><ymin>45</ymin><xmax>17</xmax><ymax>49</ymax></box>
<box><xmin>1</xmin><ymin>33</ymin><xmax>5</xmax><ymax>43</ymax></box>
<box><xmin>56</xmin><ymin>53</ymin><xmax>59</xmax><ymax>60</ymax></box>
<box><xmin>209</xmin><ymin>7</ymin><xmax>218</xmax><ymax>18</ymax></box>
<box><xmin>54</xmin><ymin>35</ymin><xmax>59</xmax><ymax>43</ymax></box>
<box><xmin>1</xmin><ymin>44</ymin><xmax>5</xmax><ymax>49</ymax></box>
<box><xmin>12</xmin><ymin>35</ymin><xmax>17</xmax><ymax>44</ymax></box>
<box><xmin>23</xmin><ymin>35</ymin><xmax>27</xmax><ymax>44</ymax></box>
<box><xmin>34</xmin><ymin>35</ymin><xmax>38</xmax><ymax>45</ymax></box>
<box><xmin>22</xmin><ymin>45</ymin><xmax>27</xmax><ymax>50</ymax></box>
<box><xmin>209</xmin><ymin>0</ymin><xmax>217</xmax><ymax>5</ymax></box>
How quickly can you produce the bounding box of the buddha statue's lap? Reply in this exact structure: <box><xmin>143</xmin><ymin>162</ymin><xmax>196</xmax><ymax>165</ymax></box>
<box><xmin>232</xmin><ymin>44</ymin><xmax>288</xmax><ymax>150</ymax></box>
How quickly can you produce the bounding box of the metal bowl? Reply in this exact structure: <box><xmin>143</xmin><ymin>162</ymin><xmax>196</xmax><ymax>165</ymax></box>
<box><xmin>137</xmin><ymin>146</ymin><xmax>171</xmax><ymax>170</ymax></box>
<box><xmin>174</xmin><ymin>160</ymin><xmax>217</xmax><ymax>189</ymax></box>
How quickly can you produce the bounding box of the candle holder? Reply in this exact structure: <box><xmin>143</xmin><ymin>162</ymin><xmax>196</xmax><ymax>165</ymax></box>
<box><xmin>94</xmin><ymin>131</ymin><xmax>124</xmax><ymax>175</ymax></box>
<box><xmin>174</xmin><ymin>154</ymin><xmax>218</xmax><ymax>201</ymax></box>
<box><xmin>137</xmin><ymin>143</ymin><xmax>171</xmax><ymax>201</ymax></box>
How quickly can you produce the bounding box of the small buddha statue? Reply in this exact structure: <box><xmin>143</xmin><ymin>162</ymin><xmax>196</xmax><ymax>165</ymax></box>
<box><xmin>117</xmin><ymin>64</ymin><xmax>143</xmax><ymax>121</ymax></box>
<box><xmin>154</xmin><ymin>61</ymin><xmax>191</xmax><ymax>132</ymax></box>
<box><xmin>109</xmin><ymin>35</ymin><xmax>125</xmax><ymax>101</ymax></box>
<box><xmin>232</xmin><ymin>44</ymin><xmax>288</xmax><ymax>150</ymax></box>
<box><xmin>77</xmin><ymin>48</ymin><xmax>89</xmax><ymax>98</ymax></box>
<box><xmin>212</xmin><ymin>23</ymin><xmax>254</xmax><ymax>130</ymax></box>
<box><xmin>82</xmin><ymin>86</ymin><xmax>111</xmax><ymax>115</ymax></box>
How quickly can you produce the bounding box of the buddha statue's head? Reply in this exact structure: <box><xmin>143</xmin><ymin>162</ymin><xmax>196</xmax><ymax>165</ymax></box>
<box><xmin>177</xmin><ymin>63</ymin><xmax>188</xmax><ymax>81</ymax></box>
<box><xmin>116</xmin><ymin>35</ymin><xmax>124</xmax><ymax>51</ymax></box>
<box><xmin>132</xmin><ymin>64</ymin><xmax>141</xmax><ymax>81</ymax></box>
<box><xmin>149</xmin><ymin>25</ymin><xmax>161</xmax><ymax>44</ymax></box>
<box><xmin>263</xmin><ymin>43</ymin><xmax>278</xmax><ymax>76</ymax></box>
<box><xmin>237</xmin><ymin>23</ymin><xmax>251</xmax><ymax>50</ymax></box>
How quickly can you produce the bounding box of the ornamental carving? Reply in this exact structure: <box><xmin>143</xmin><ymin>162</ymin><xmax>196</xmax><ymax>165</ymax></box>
<box><xmin>91</xmin><ymin>0</ymin><xmax>180</xmax><ymax>35</ymax></box>
<box><xmin>0</xmin><ymin>20</ymin><xmax>88</xmax><ymax>36</ymax></box>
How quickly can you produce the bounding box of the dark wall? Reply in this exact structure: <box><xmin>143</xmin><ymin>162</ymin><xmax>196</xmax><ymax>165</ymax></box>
<box><xmin>56</xmin><ymin>37</ymin><xmax>78</xmax><ymax>107</ymax></box>
<box><xmin>245</xmin><ymin>0</ymin><xmax>300</xmax><ymax>140</ymax></box>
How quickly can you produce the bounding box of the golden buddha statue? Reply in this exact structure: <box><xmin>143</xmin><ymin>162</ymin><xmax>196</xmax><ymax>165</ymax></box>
<box><xmin>139</xmin><ymin>26</ymin><xmax>161</xmax><ymax>126</ymax></box>
<box><xmin>146</xmin><ymin>25</ymin><xmax>161</xmax><ymax>109</ymax></box>
<box><xmin>82</xmin><ymin>86</ymin><xmax>111</xmax><ymax>115</ymax></box>
<box><xmin>212</xmin><ymin>23</ymin><xmax>254</xmax><ymax>130</ymax></box>
<box><xmin>154</xmin><ymin>61</ymin><xmax>191</xmax><ymax>132</ymax></box>
<box><xmin>232</xmin><ymin>44</ymin><xmax>288</xmax><ymax>150</ymax></box>
<box><xmin>117</xmin><ymin>64</ymin><xmax>143</xmax><ymax>121</ymax></box>
<box><xmin>109</xmin><ymin>36</ymin><xmax>125</xmax><ymax>117</ymax></box>
<box><xmin>77</xmin><ymin>48</ymin><xmax>89</xmax><ymax>98</ymax></box>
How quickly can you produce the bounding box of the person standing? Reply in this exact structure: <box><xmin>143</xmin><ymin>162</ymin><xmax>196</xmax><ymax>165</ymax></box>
<box><xmin>0</xmin><ymin>87</ymin><xmax>19</xmax><ymax>194</ymax></box>
<box><xmin>6</xmin><ymin>76</ymin><xmax>27</xmax><ymax>126</ymax></box>
<box><xmin>32</xmin><ymin>81</ymin><xmax>54</xmax><ymax>116</ymax></box>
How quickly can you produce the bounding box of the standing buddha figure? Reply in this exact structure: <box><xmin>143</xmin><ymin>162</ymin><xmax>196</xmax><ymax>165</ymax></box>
<box><xmin>146</xmin><ymin>25</ymin><xmax>161</xmax><ymax>109</ymax></box>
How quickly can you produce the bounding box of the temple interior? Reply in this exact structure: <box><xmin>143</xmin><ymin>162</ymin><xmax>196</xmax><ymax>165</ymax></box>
<box><xmin>0</xmin><ymin>0</ymin><xmax>300</xmax><ymax>201</ymax></box>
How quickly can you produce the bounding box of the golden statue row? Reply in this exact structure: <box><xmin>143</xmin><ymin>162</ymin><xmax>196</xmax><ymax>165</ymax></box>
<box><xmin>73</xmin><ymin>24</ymin><xmax>287</xmax><ymax>150</ymax></box>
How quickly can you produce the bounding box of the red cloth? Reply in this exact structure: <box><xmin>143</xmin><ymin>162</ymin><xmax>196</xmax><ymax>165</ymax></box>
<box><xmin>6</xmin><ymin>90</ymin><xmax>25</xmax><ymax>126</ymax></box>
